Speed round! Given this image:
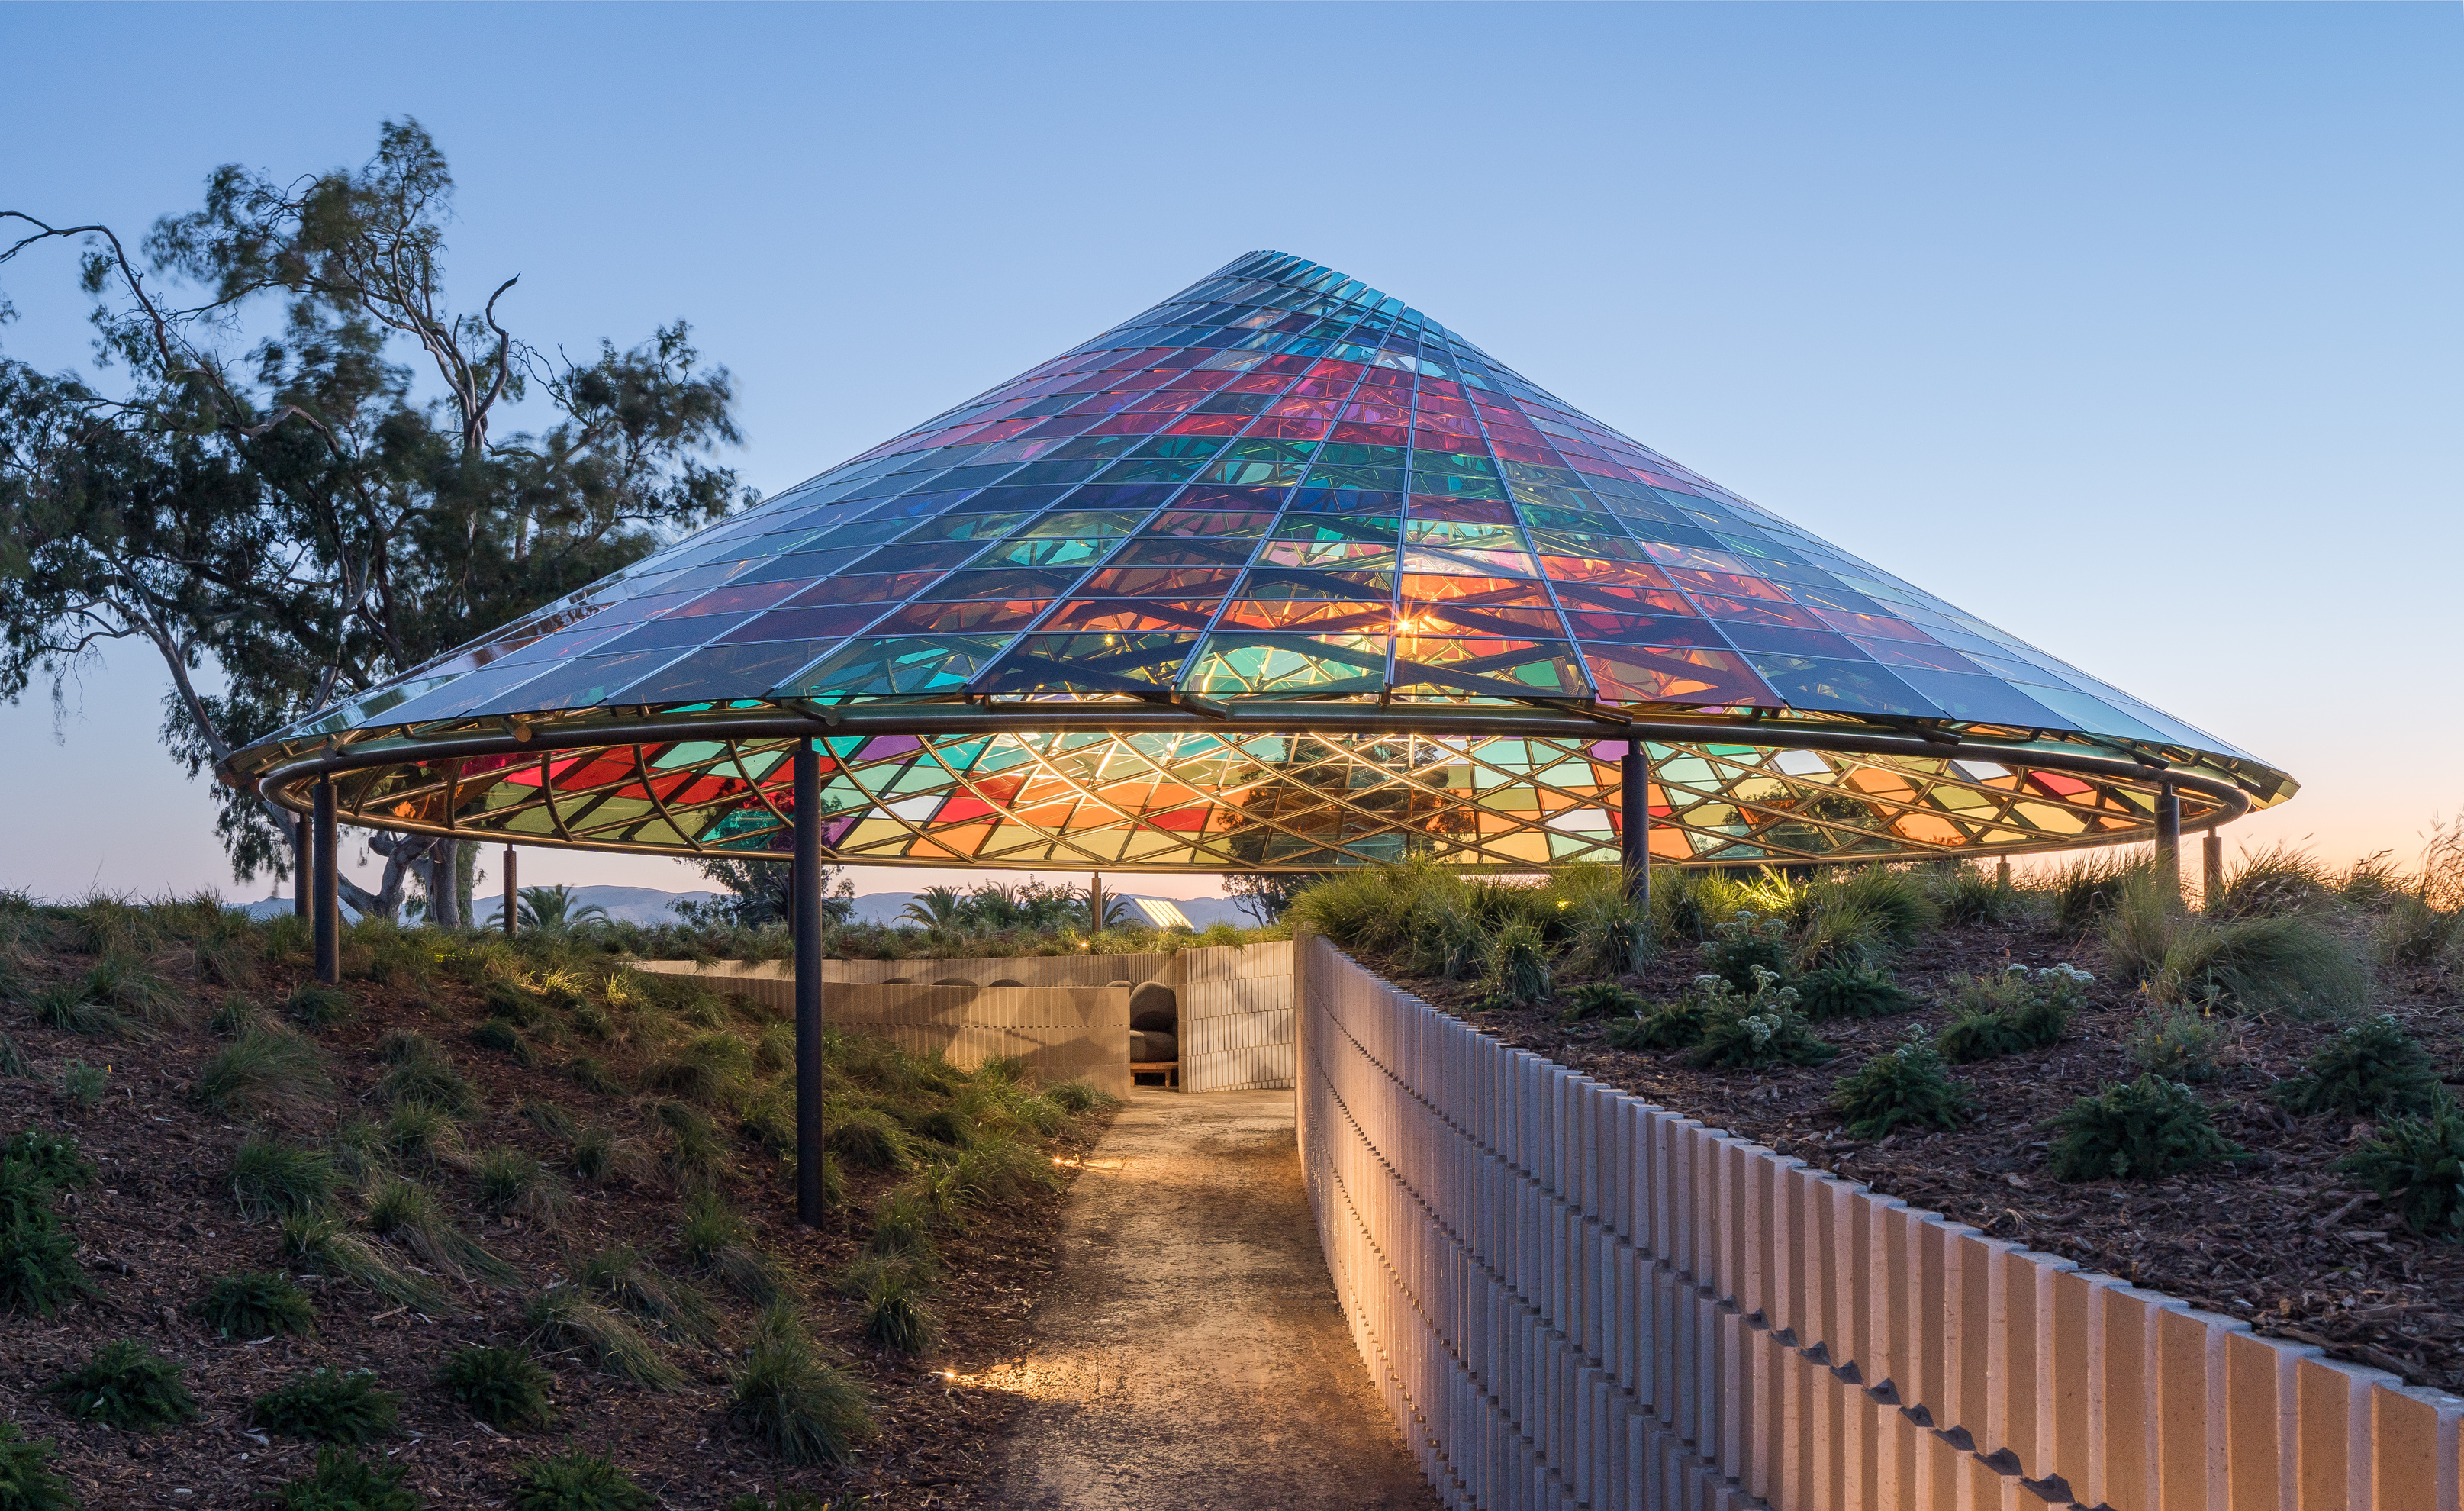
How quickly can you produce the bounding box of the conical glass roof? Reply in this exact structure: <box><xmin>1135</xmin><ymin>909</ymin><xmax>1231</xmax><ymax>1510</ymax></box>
<box><xmin>223</xmin><ymin>252</ymin><xmax>2292</xmax><ymax>870</ymax></box>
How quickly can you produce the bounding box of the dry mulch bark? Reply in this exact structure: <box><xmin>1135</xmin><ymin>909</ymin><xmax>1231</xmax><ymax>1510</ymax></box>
<box><xmin>0</xmin><ymin>936</ymin><xmax>1101</xmax><ymax>1509</ymax></box>
<box><xmin>1359</xmin><ymin>919</ymin><xmax>2464</xmax><ymax>1397</ymax></box>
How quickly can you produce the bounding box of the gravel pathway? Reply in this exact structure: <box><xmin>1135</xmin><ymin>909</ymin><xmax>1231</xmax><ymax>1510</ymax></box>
<box><xmin>986</xmin><ymin>1087</ymin><xmax>1441</xmax><ymax>1510</ymax></box>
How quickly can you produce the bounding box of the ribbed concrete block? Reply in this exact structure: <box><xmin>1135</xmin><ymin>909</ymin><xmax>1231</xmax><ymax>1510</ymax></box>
<box><xmin>2224</xmin><ymin>1329</ymin><xmax>2309</xmax><ymax>1511</ymax></box>
<box><xmin>2156</xmin><ymin>1307</ymin><xmax>2246</xmax><ymax>1511</ymax></box>
<box><xmin>2371</xmin><ymin>1382</ymin><xmax>2462</xmax><ymax>1511</ymax></box>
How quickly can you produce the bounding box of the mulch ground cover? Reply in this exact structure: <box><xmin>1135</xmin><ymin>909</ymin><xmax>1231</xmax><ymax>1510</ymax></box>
<box><xmin>1354</xmin><ymin>917</ymin><xmax>2464</xmax><ymax>1397</ymax></box>
<box><xmin>0</xmin><ymin>932</ymin><xmax>1102</xmax><ymax>1509</ymax></box>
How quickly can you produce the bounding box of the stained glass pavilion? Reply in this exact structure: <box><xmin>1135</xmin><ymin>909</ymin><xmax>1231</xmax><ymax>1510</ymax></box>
<box><xmin>221</xmin><ymin>250</ymin><xmax>2293</xmax><ymax>875</ymax></box>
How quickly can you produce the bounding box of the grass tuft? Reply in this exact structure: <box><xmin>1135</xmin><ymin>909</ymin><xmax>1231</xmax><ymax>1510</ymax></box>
<box><xmin>230</xmin><ymin>1136</ymin><xmax>338</xmax><ymax>1221</ymax></box>
<box><xmin>726</xmin><ymin>1303</ymin><xmax>876</xmax><ymax>1465</ymax></box>
<box><xmin>278</xmin><ymin>1212</ymin><xmax>442</xmax><ymax>1309</ymax></box>
<box><xmin>575</xmin><ymin>1245</ymin><xmax>717</xmax><ymax>1345</ymax></box>
<box><xmin>521</xmin><ymin>1285</ymin><xmax>684</xmax><ymax>1390</ymax></box>
<box><xmin>362</xmin><ymin>1175</ymin><xmax>512</xmax><ymax>1283</ymax></box>
<box><xmin>2123</xmin><ymin>1008</ymin><xmax>2225</xmax><ymax>1083</ymax></box>
<box><xmin>284</xmin><ymin>982</ymin><xmax>355</xmax><ymax>1029</ymax></box>
<box><xmin>474</xmin><ymin>1148</ymin><xmax>572</xmax><ymax>1229</ymax></box>
<box><xmin>194</xmin><ymin>1023</ymin><xmax>332</xmax><ymax>1120</ymax></box>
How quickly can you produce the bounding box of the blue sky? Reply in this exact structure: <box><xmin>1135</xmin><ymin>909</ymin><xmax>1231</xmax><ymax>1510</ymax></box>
<box><xmin>2</xmin><ymin>2</ymin><xmax>2456</xmax><ymax>901</ymax></box>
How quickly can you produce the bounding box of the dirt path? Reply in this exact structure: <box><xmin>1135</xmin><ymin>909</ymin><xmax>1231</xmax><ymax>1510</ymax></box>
<box><xmin>984</xmin><ymin>1088</ymin><xmax>1441</xmax><ymax>1511</ymax></box>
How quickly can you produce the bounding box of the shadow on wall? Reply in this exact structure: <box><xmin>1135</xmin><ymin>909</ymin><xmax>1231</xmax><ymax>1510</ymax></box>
<box><xmin>634</xmin><ymin>939</ymin><xmax>1294</xmax><ymax>1099</ymax></box>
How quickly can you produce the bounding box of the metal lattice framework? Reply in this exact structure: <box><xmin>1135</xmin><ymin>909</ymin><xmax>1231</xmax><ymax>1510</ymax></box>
<box><xmin>221</xmin><ymin>251</ymin><xmax>2292</xmax><ymax>868</ymax></box>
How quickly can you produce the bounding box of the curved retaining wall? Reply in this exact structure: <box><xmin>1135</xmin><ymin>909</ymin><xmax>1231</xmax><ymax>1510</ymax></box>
<box><xmin>1296</xmin><ymin>933</ymin><xmax>2463</xmax><ymax>1511</ymax></box>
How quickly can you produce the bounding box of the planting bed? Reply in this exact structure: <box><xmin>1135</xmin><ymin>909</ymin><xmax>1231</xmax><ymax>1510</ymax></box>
<box><xmin>1324</xmin><ymin>870</ymin><xmax>2464</xmax><ymax>1397</ymax></box>
<box><xmin>0</xmin><ymin>897</ymin><xmax>1116</xmax><ymax>1509</ymax></box>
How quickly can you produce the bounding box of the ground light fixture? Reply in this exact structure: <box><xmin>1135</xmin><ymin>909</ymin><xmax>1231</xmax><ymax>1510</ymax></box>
<box><xmin>221</xmin><ymin>250</ymin><xmax>2294</xmax><ymax>1220</ymax></box>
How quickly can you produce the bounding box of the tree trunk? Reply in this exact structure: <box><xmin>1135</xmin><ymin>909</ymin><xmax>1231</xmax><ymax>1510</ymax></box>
<box><xmin>427</xmin><ymin>838</ymin><xmax>462</xmax><ymax>929</ymax></box>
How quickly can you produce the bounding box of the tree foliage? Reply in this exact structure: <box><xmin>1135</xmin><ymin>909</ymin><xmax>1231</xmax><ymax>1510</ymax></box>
<box><xmin>0</xmin><ymin>120</ymin><xmax>749</xmax><ymax>917</ymax></box>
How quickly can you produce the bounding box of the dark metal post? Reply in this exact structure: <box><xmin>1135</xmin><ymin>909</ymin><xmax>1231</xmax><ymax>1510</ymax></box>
<box><xmin>313</xmin><ymin>778</ymin><xmax>340</xmax><ymax>985</ymax></box>
<box><xmin>793</xmin><ymin>739</ymin><xmax>825</xmax><ymax>1226</ymax></box>
<box><xmin>1620</xmin><ymin>739</ymin><xmax>1650</xmax><ymax>907</ymax></box>
<box><xmin>1995</xmin><ymin>856</ymin><xmax>2011</xmax><ymax>890</ymax></box>
<box><xmin>2202</xmin><ymin>827</ymin><xmax>2225</xmax><ymax>910</ymax></box>
<box><xmin>503</xmin><ymin>845</ymin><xmax>517</xmax><ymax>938</ymax></box>
<box><xmin>2155</xmin><ymin>780</ymin><xmax>2182</xmax><ymax>889</ymax></box>
<box><xmin>1090</xmin><ymin>871</ymin><xmax>1106</xmax><ymax>932</ymax></box>
<box><xmin>292</xmin><ymin>816</ymin><xmax>311</xmax><ymax>920</ymax></box>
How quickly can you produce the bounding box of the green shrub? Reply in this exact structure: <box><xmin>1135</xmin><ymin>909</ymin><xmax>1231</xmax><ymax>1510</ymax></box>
<box><xmin>1</xmin><ymin>1129</ymin><xmax>94</xmax><ymax>1189</ymax></box>
<box><xmin>265</xmin><ymin>1446</ymin><xmax>427</xmax><ymax>1511</ymax></box>
<box><xmin>2334</xmin><ymin>1100</ymin><xmax>2464</xmax><ymax>1239</ymax></box>
<box><xmin>1558</xmin><ymin>982</ymin><xmax>1644</xmax><ymax>1023</ymax></box>
<box><xmin>1604</xmin><ymin>994</ymin><xmax>1710</xmax><ymax>1052</ymax></box>
<box><xmin>0</xmin><ymin>1419</ymin><xmax>72</xmax><ymax>1509</ymax></box>
<box><xmin>508</xmin><ymin>1451</ymin><xmax>654</xmax><ymax>1511</ymax></box>
<box><xmin>2046</xmin><ymin>1076</ymin><xmax>2244</xmax><ymax>1181</ymax></box>
<box><xmin>58</xmin><ymin>1062</ymin><xmax>105</xmax><ymax>1111</ymax></box>
<box><xmin>2272</xmin><ymin>1016</ymin><xmax>2444</xmax><ymax>1120</ymax></box>
<box><xmin>1699</xmin><ymin>914</ymin><xmax>1792</xmax><ymax>994</ymax></box>
<box><xmin>2123</xmin><ymin>1008</ymin><xmax>2224</xmax><ymax>1083</ymax></box>
<box><xmin>0</xmin><ymin>1032</ymin><xmax>27</xmax><ymax>1079</ymax></box>
<box><xmin>1828</xmin><ymin>1032</ymin><xmax>1974</xmax><ymax>1140</ymax></box>
<box><xmin>474</xmin><ymin>1148</ymin><xmax>571</xmax><ymax>1229</ymax></box>
<box><xmin>1691</xmin><ymin>1000</ymin><xmax>1836</xmax><ymax>1071</ymax></box>
<box><xmin>193</xmin><ymin>1271</ymin><xmax>315</xmax><ymax>1339</ymax></box>
<box><xmin>46</xmin><ymin>1339</ymin><xmax>198</xmax><ymax>1429</ymax></box>
<box><xmin>727</xmin><ymin>1303</ymin><xmax>875</xmax><ymax>1465</ymax></box>
<box><xmin>2378</xmin><ymin>894</ymin><xmax>2462</xmax><ymax>969</ymax></box>
<box><xmin>195</xmin><ymin>1023</ymin><xmax>332</xmax><ymax>1120</ymax></box>
<box><xmin>284</xmin><ymin>982</ymin><xmax>354</xmax><ymax>1029</ymax></box>
<box><xmin>521</xmin><ymin>1285</ymin><xmax>683</xmax><ymax>1390</ymax></box>
<box><xmin>1936</xmin><ymin>966</ymin><xmax>2083</xmax><ymax>1064</ymax></box>
<box><xmin>722</xmin><ymin>1493</ymin><xmax>843</xmax><ymax>1511</ymax></box>
<box><xmin>1792</xmin><ymin>964</ymin><xmax>1915</xmax><ymax>1022</ymax></box>
<box><xmin>0</xmin><ymin>1214</ymin><xmax>89</xmax><ymax>1316</ymax></box>
<box><xmin>252</xmin><ymin>1368</ymin><xmax>400</xmax><ymax>1443</ymax></box>
<box><xmin>436</xmin><ymin>1345</ymin><xmax>556</xmax><ymax>1430</ymax></box>
<box><xmin>230</xmin><ymin>1136</ymin><xmax>337</xmax><ymax>1220</ymax></box>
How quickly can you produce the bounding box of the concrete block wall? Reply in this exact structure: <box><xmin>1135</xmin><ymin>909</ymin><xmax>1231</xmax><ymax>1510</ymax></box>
<box><xmin>1174</xmin><ymin>939</ymin><xmax>1296</xmax><ymax>1092</ymax></box>
<box><xmin>1296</xmin><ymin>933</ymin><xmax>2464</xmax><ymax>1511</ymax></box>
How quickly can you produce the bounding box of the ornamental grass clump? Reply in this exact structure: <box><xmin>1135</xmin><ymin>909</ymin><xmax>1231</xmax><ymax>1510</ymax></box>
<box><xmin>46</xmin><ymin>1339</ymin><xmax>198</xmax><ymax>1429</ymax></box>
<box><xmin>251</xmin><ymin>1368</ymin><xmax>401</xmax><ymax>1444</ymax></box>
<box><xmin>575</xmin><ymin>1245</ymin><xmax>717</xmax><ymax>1345</ymax></box>
<box><xmin>2046</xmin><ymin>1076</ymin><xmax>2244</xmax><ymax>1181</ymax></box>
<box><xmin>278</xmin><ymin>1212</ymin><xmax>441</xmax><ymax>1310</ymax></box>
<box><xmin>2275</xmin><ymin>1016</ymin><xmax>2445</xmax><ymax>1120</ymax></box>
<box><xmin>681</xmin><ymin>1191</ymin><xmax>790</xmax><ymax>1304</ymax></box>
<box><xmin>375</xmin><ymin>1033</ymin><xmax>482</xmax><ymax>1116</ymax></box>
<box><xmin>436</xmin><ymin>1345</ymin><xmax>556</xmax><ymax>1430</ymax></box>
<box><xmin>362</xmin><ymin>1175</ymin><xmax>511</xmax><ymax>1283</ymax></box>
<box><xmin>193</xmin><ymin>1271</ymin><xmax>316</xmax><ymax>1339</ymax></box>
<box><xmin>1688</xmin><ymin>969</ymin><xmax>1835</xmax><ymax>1071</ymax></box>
<box><xmin>230</xmin><ymin>1136</ymin><xmax>337</xmax><ymax>1221</ymax></box>
<box><xmin>194</xmin><ymin>1023</ymin><xmax>331</xmax><ymax>1120</ymax></box>
<box><xmin>727</xmin><ymin>1303</ymin><xmax>876</xmax><ymax>1466</ymax></box>
<box><xmin>847</xmin><ymin>1257</ymin><xmax>940</xmax><ymax>1355</ymax></box>
<box><xmin>283</xmin><ymin>982</ymin><xmax>354</xmax><ymax>1029</ymax></box>
<box><xmin>823</xmin><ymin>1105</ymin><xmax>913</xmax><ymax>1173</ymax></box>
<box><xmin>1828</xmin><ymin>1032</ymin><xmax>1975</xmax><ymax>1141</ymax></box>
<box><xmin>1482</xmin><ymin>919</ymin><xmax>1554</xmax><ymax>1008</ymax></box>
<box><xmin>474</xmin><ymin>1148</ymin><xmax>572</xmax><ymax>1229</ymax></box>
<box><xmin>1926</xmin><ymin>862</ymin><xmax>2026</xmax><ymax>927</ymax></box>
<box><xmin>2334</xmin><ymin>1100</ymin><xmax>2464</xmax><ymax>1239</ymax></box>
<box><xmin>523</xmin><ymin>1284</ymin><xmax>684</xmax><ymax>1390</ymax></box>
<box><xmin>2377</xmin><ymin>894</ymin><xmax>2462</xmax><ymax>969</ymax></box>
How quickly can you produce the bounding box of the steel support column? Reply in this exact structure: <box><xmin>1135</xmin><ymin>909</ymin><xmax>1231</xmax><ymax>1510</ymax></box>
<box><xmin>2202</xmin><ymin>827</ymin><xmax>2225</xmax><ymax>910</ymax></box>
<box><xmin>503</xmin><ymin>844</ymin><xmax>518</xmax><ymax>938</ymax></box>
<box><xmin>2156</xmin><ymin>779</ymin><xmax>2182</xmax><ymax>887</ymax></box>
<box><xmin>293</xmin><ymin>816</ymin><xmax>311</xmax><ymax>920</ymax></box>
<box><xmin>313</xmin><ymin>777</ymin><xmax>340</xmax><ymax>985</ymax></box>
<box><xmin>793</xmin><ymin>739</ymin><xmax>826</xmax><ymax>1227</ymax></box>
<box><xmin>1620</xmin><ymin>740</ymin><xmax>1650</xmax><ymax>907</ymax></box>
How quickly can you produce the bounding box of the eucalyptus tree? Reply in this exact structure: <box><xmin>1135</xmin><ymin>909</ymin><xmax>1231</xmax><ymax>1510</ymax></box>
<box><xmin>0</xmin><ymin>120</ymin><xmax>749</xmax><ymax>918</ymax></box>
